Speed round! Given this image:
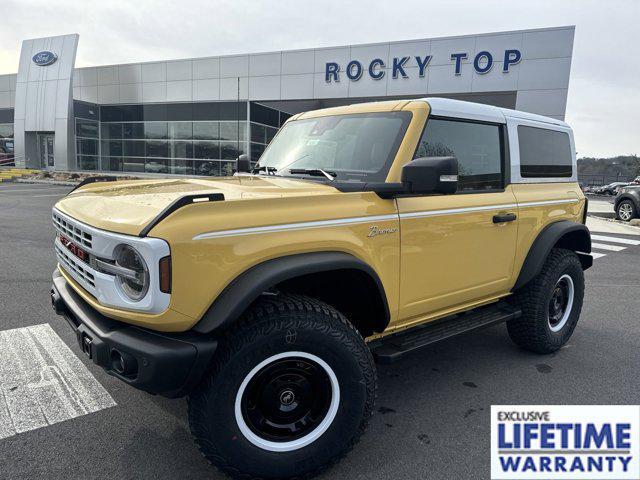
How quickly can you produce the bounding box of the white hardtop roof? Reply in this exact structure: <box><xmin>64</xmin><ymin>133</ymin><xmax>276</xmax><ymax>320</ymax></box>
<box><xmin>420</xmin><ymin>97</ymin><xmax>569</xmax><ymax>128</ymax></box>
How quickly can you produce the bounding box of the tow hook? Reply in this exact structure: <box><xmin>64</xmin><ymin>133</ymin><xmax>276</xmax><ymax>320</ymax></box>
<box><xmin>50</xmin><ymin>288</ymin><xmax>65</xmax><ymax>315</ymax></box>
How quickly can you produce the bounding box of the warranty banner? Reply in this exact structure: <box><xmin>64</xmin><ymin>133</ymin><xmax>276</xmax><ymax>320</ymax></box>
<box><xmin>491</xmin><ymin>405</ymin><xmax>640</xmax><ymax>479</ymax></box>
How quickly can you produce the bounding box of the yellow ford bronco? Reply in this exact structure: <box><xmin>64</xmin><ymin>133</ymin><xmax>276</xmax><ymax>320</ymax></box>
<box><xmin>50</xmin><ymin>98</ymin><xmax>591</xmax><ymax>479</ymax></box>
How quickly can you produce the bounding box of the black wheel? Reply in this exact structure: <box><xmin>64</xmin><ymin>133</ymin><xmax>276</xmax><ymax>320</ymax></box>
<box><xmin>507</xmin><ymin>248</ymin><xmax>584</xmax><ymax>354</ymax></box>
<box><xmin>188</xmin><ymin>294</ymin><xmax>377</xmax><ymax>480</ymax></box>
<box><xmin>616</xmin><ymin>200</ymin><xmax>637</xmax><ymax>221</ymax></box>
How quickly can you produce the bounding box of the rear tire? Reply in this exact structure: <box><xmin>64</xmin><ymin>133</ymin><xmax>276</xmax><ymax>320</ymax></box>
<box><xmin>188</xmin><ymin>294</ymin><xmax>377</xmax><ymax>480</ymax></box>
<box><xmin>507</xmin><ymin>248</ymin><xmax>584</xmax><ymax>354</ymax></box>
<box><xmin>616</xmin><ymin>200</ymin><xmax>637</xmax><ymax>221</ymax></box>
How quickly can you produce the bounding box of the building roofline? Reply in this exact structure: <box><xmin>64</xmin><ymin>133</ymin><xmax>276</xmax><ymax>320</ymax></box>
<box><xmin>0</xmin><ymin>25</ymin><xmax>575</xmax><ymax>76</ymax></box>
<box><xmin>68</xmin><ymin>25</ymin><xmax>576</xmax><ymax>72</ymax></box>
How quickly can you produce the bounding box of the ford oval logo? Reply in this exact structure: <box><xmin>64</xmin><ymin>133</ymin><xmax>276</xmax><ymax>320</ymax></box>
<box><xmin>32</xmin><ymin>51</ymin><xmax>58</xmax><ymax>66</ymax></box>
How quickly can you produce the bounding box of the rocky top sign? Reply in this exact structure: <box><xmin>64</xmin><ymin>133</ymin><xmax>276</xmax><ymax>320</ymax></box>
<box><xmin>325</xmin><ymin>49</ymin><xmax>522</xmax><ymax>82</ymax></box>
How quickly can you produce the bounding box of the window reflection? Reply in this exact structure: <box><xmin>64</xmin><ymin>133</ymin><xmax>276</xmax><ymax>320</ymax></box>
<box><xmin>123</xmin><ymin>123</ymin><xmax>144</xmax><ymax>139</ymax></box>
<box><xmin>145</xmin><ymin>123</ymin><xmax>168</xmax><ymax>140</ymax></box>
<box><xmin>78</xmin><ymin>156</ymin><xmax>98</xmax><ymax>170</ymax></box>
<box><xmin>193</xmin><ymin>122</ymin><xmax>219</xmax><ymax>140</ymax></box>
<box><xmin>146</xmin><ymin>140</ymin><xmax>169</xmax><ymax>158</ymax></box>
<box><xmin>145</xmin><ymin>158</ymin><xmax>169</xmax><ymax>174</ymax></box>
<box><xmin>123</xmin><ymin>140</ymin><xmax>146</xmax><ymax>157</ymax></box>
<box><xmin>170</xmin><ymin>141</ymin><xmax>193</xmax><ymax>159</ymax></box>
<box><xmin>169</xmin><ymin>122</ymin><xmax>192</xmax><ymax>140</ymax></box>
<box><xmin>75</xmin><ymin>102</ymin><xmax>289</xmax><ymax>175</ymax></box>
<box><xmin>0</xmin><ymin>123</ymin><xmax>14</xmax><ymax>161</ymax></box>
<box><xmin>194</xmin><ymin>141</ymin><xmax>220</xmax><ymax>159</ymax></box>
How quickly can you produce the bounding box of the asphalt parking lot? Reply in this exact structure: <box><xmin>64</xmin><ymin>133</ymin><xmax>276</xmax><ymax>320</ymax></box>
<box><xmin>1</xmin><ymin>182</ymin><xmax>639</xmax><ymax>480</ymax></box>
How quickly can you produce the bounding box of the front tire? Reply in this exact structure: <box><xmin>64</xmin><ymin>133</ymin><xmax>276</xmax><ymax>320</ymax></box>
<box><xmin>188</xmin><ymin>294</ymin><xmax>377</xmax><ymax>480</ymax></box>
<box><xmin>507</xmin><ymin>248</ymin><xmax>585</xmax><ymax>354</ymax></box>
<box><xmin>616</xmin><ymin>200</ymin><xmax>637</xmax><ymax>221</ymax></box>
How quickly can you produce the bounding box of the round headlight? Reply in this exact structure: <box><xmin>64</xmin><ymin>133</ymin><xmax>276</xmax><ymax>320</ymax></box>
<box><xmin>114</xmin><ymin>244</ymin><xmax>149</xmax><ymax>301</ymax></box>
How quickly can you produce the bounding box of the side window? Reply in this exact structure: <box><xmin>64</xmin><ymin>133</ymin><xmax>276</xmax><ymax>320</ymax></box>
<box><xmin>414</xmin><ymin>118</ymin><xmax>503</xmax><ymax>192</ymax></box>
<box><xmin>518</xmin><ymin>125</ymin><xmax>572</xmax><ymax>178</ymax></box>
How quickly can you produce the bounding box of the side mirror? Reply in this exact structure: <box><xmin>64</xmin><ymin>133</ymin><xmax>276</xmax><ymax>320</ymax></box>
<box><xmin>401</xmin><ymin>156</ymin><xmax>458</xmax><ymax>195</ymax></box>
<box><xmin>236</xmin><ymin>154</ymin><xmax>251</xmax><ymax>173</ymax></box>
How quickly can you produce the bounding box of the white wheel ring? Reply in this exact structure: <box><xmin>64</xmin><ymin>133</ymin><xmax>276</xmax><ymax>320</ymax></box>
<box><xmin>234</xmin><ymin>351</ymin><xmax>340</xmax><ymax>452</ymax></box>
<box><xmin>548</xmin><ymin>274</ymin><xmax>575</xmax><ymax>332</ymax></box>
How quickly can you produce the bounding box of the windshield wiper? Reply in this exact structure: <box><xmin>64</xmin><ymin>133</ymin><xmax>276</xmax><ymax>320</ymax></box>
<box><xmin>251</xmin><ymin>165</ymin><xmax>278</xmax><ymax>175</ymax></box>
<box><xmin>289</xmin><ymin>168</ymin><xmax>337</xmax><ymax>181</ymax></box>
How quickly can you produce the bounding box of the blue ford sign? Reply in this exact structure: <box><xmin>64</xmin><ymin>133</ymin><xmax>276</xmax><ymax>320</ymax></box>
<box><xmin>32</xmin><ymin>51</ymin><xmax>58</xmax><ymax>67</ymax></box>
<box><xmin>325</xmin><ymin>49</ymin><xmax>521</xmax><ymax>82</ymax></box>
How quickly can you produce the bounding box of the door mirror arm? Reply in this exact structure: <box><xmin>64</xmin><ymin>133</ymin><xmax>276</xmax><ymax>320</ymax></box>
<box><xmin>366</xmin><ymin>182</ymin><xmax>407</xmax><ymax>199</ymax></box>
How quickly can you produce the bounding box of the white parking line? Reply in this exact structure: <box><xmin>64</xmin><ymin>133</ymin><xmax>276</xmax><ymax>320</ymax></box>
<box><xmin>591</xmin><ymin>234</ymin><xmax>640</xmax><ymax>246</ymax></box>
<box><xmin>591</xmin><ymin>242</ymin><xmax>627</xmax><ymax>252</ymax></box>
<box><xmin>0</xmin><ymin>324</ymin><xmax>116</xmax><ymax>440</ymax></box>
<box><xmin>591</xmin><ymin>252</ymin><xmax>607</xmax><ymax>259</ymax></box>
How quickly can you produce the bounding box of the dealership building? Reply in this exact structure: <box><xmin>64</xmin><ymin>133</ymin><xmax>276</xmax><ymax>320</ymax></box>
<box><xmin>0</xmin><ymin>26</ymin><xmax>574</xmax><ymax>175</ymax></box>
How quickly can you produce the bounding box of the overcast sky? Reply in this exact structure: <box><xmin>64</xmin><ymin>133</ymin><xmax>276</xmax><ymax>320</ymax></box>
<box><xmin>1</xmin><ymin>0</ymin><xmax>638</xmax><ymax>158</ymax></box>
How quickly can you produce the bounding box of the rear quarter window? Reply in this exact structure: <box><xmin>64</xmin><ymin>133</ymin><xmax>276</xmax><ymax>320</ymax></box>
<box><xmin>518</xmin><ymin>125</ymin><xmax>573</xmax><ymax>178</ymax></box>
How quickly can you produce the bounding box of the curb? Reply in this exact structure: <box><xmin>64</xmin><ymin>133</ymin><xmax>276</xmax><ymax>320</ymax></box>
<box><xmin>588</xmin><ymin>211</ymin><xmax>616</xmax><ymax>220</ymax></box>
<box><xmin>15</xmin><ymin>178</ymin><xmax>79</xmax><ymax>186</ymax></box>
<box><xmin>587</xmin><ymin>214</ymin><xmax>640</xmax><ymax>229</ymax></box>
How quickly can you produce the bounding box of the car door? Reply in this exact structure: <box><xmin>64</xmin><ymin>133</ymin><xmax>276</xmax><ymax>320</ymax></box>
<box><xmin>396</xmin><ymin>117</ymin><xmax>518</xmax><ymax>324</ymax></box>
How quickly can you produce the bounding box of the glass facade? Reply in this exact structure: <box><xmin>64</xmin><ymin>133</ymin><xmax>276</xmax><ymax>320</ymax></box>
<box><xmin>97</xmin><ymin>119</ymin><xmax>246</xmax><ymax>175</ymax></box>
<box><xmin>249</xmin><ymin>102</ymin><xmax>290</xmax><ymax>163</ymax></box>
<box><xmin>73</xmin><ymin>101</ymin><xmax>290</xmax><ymax>176</ymax></box>
<box><xmin>0</xmin><ymin>123</ymin><xmax>14</xmax><ymax>162</ymax></box>
<box><xmin>76</xmin><ymin>118</ymin><xmax>99</xmax><ymax>170</ymax></box>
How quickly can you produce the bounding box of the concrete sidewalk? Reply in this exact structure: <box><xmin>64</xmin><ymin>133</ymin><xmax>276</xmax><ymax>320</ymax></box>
<box><xmin>587</xmin><ymin>197</ymin><xmax>615</xmax><ymax>219</ymax></box>
<box><xmin>587</xmin><ymin>215</ymin><xmax>640</xmax><ymax>235</ymax></box>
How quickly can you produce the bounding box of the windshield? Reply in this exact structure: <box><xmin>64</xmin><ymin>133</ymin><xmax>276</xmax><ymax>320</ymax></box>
<box><xmin>255</xmin><ymin>111</ymin><xmax>412</xmax><ymax>182</ymax></box>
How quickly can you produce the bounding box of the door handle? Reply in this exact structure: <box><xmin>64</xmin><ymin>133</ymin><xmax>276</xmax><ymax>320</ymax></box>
<box><xmin>493</xmin><ymin>213</ymin><xmax>517</xmax><ymax>224</ymax></box>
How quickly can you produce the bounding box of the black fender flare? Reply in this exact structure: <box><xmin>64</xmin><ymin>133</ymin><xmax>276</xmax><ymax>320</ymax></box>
<box><xmin>192</xmin><ymin>251</ymin><xmax>390</xmax><ymax>334</ymax></box>
<box><xmin>513</xmin><ymin>220</ymin><xmax>592</xmax><ymax>291</ymax></box>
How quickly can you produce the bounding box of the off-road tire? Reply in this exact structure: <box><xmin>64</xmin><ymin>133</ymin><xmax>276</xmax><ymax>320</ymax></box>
<box><xmin>188</xmin><ymin>293</ymin><xmax>377</xmax><ymax>480</ymax></box>
<box><xmin>507</xmin><ymin>248</ymin><xmax>584</xmax><ymax>354</ymax></box>
<box><xmin>616</xmin><ymin>200</ymin><xmax>637</xmax><ymax>221</ymax></box>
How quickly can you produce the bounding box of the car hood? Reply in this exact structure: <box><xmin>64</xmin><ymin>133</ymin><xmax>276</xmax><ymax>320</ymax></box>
<box><xmin>54</xmin><ymin>175</ymin><xmax>340</xmax><ymax>236</ymax></box>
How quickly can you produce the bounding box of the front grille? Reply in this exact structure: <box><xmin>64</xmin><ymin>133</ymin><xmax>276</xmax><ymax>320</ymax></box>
<box><xmin>51</xmin><ymin>208</ymin><xmax>170</xmax><ymax>314</ymax></box>
<box><xmin>52</xmin><ymin>212</ymin><xmax>93</xmax><ymax>249</ymax></box>
<box><xmin>55</xmin><ymin>243</ymin><xmax>96</xmax><ymax>288</ymax></box>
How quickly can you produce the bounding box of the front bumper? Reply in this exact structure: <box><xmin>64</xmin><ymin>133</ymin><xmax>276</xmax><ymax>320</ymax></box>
<box><xmin>50</xmin><ymin>268</ymin><xmax>217</xmax><ymax>398</ymax></box>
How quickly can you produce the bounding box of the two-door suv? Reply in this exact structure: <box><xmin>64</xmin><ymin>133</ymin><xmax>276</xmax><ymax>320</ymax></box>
<box><xmin>51</xmin><ymin>98</ymin><xmax>591</xmax><ymax>479</ymax></box>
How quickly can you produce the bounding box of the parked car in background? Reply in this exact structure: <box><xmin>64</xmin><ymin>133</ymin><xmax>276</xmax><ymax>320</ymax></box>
<box><xmin>615</xmin><ymin>185</ymin><xmax>640</xmax><ymax>221</ymax></box>
<box><xmin>614</xmin><ymin>184</ymin><xmax>631</xmax><ymax>195</ymax></box>
<box><xmin>0</xmin><ymin>145</ymin><xmax>14</xmax><ymax>166</ymax></box>
<box><xmin>598</xmin><ymin>182</ymin><xmax>630</xmax><ymax>196</ymax></box>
